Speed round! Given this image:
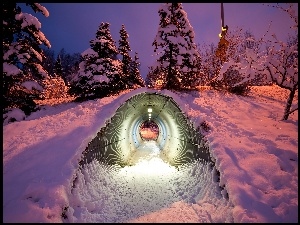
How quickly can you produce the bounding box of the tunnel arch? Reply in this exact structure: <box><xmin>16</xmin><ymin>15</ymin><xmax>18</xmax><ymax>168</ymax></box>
<box><xmin>79</xmin><ymin>90</ymin><xmax>212</xmax><ymax>169</ymax></box>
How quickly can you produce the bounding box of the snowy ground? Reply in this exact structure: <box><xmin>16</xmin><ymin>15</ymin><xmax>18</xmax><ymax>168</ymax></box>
<box><xmin>69</xmin><ymin>141</ymin><xmax>233</xmax><ymax>223</ymax></box>
<box><xmin>3</xmin><ymin>85</ymin><xmax>298</xmax><ymax>223</ymax></box>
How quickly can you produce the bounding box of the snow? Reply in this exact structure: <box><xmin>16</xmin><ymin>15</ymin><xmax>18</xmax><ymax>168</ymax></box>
<box><xmin>13</xmin><ymin>9</ymin><xmax>51</xmax><ymax>49</ymax></box>
<box><xmin>21</xmin><ymin>80</ymin><xmax>44</xmax><ymax>91</ymax></box>
<box><xmin>152</xmin><ymin>3</ymin><xmax>201</xmax><ymax>88</ymax></box>
<box><xmin>3</xmin><ymin>85</ymin><xmax>298</xmax><ymax>223</ymax></box>
<box><xmin>93</xmin><ymin>75</ymin><xmax>110</xmax><ymax>83</ymax></box>
<box><xmin>15</xmin><ymin>12</ymin><xmax>41</xmax><ymax>29</ymax></box>
<box><xmin>34</xmin><ymin>3</ymin><xmax>50</xmax><ymax>17</ymax></box>
<box><xmin>3</xmin><ymin>62</ymin><xmax>22</xmax><ymax>76</ymax></box>
<box><xmin>81</xmin><ymin>48</ymin><xmax>97</xmax><ymax>58</ymax></box>
<box><xmin>3</xmin><ymin>108</ymin><xmax>26</xmax><ymax>125</ymax></box>
<box><xmin>30</xmin><ymin>46</ymin><xmax>43</xmax><ymax>62</ymax></box>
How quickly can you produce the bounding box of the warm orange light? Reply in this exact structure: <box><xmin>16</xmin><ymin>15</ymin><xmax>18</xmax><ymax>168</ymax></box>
<box><xmin>221</xmin><ymin>26</ymin><xmax>227</xmax><ymax>31</ymax></box>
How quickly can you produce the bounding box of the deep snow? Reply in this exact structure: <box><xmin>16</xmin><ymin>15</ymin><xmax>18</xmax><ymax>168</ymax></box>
<box><xmin>3</xmin><ymin>85</ymin><xmax>298</xmax><ymax>223</ymax></box>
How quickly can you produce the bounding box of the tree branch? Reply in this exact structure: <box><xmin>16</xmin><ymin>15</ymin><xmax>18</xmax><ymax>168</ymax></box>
<box><xmin>287</xmin><ymin>106</ymin><xmax>298</xmax><ymax>115</ymax></box>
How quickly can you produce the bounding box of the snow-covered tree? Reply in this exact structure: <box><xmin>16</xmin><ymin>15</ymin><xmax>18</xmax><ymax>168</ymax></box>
<box><xmin>69</xmin><ymin>22</ymin><xmax>125</xmax><ymax>101</ymax></box>
<box><xmin>218</xmin><ymin>3</ymin><xmax>298</xmax><ymax>120</ymax></box>
<box><xmin>129</xmin><ymin>52</ymin><xmax>145</xmax><ymax>88</ymax></box>
<box><xmin>118</xmin><ymin>24</ymin><xmax>132</xmax><ymax>87</ymax></box>
<box><xmin>39</xmin><ymin>54</ymin><xmax>69</xmax><ymax>99</ymax></box>
<box><xmin>90</xmin><ymin>22</ymin><xmax>118</xmax><ymax>59</ymax></box>
<box><xmin>118</xmin><ymin>25</ymin><xmax>144</xmax><ymax>89</ymax></box>
<box><xmin>201</xmin><ymin>28</ymin><xmax>267</xmax><ymax>94</ymax></box>
<box><xmin>3</xmin><ymin>3</ymin><xmax>51</xmax><ymax>117</ymax></box>
<box><xmin>41</xmin><ymin>76</ymin><xmax>69</xmax><ymax>99</ymax></box>
<box><xmin>151</xmin><ymin>3</ymin><xmax>201</xmax><ymax>90</ymax></box>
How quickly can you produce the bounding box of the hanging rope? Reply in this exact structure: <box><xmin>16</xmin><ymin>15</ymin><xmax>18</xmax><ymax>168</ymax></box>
<box><xmin>216</xmin><ymin>3</ymin><xmax>229</xmax><ymax>61</ymax></box>
<box><xmin>219</xmin><ymin>3</ymin><xmax>228</xmax><ymax>38</ymax></box>
<box><xmin>221</xmin><ymin>2</ymin><xmax>225</xmax><ymax>27</ymax></box>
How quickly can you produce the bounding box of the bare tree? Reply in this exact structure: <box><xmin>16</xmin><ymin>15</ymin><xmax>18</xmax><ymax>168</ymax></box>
<box><xmin>265</xmin><ymin>34</ymin><xmax>298</xmax><ymax>120</ymax></box>
<box><xmin>218</xmin><ymin>3</ymin><xmax>298</xmax><ymax>120</ymax></box>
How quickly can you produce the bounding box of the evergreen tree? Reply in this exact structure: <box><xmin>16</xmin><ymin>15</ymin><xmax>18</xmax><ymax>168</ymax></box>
<box><xmin>57</xmin><ymin>48</ymin><xmax>66</xmax><ymax>78</ymax></box>
<box><xmin>66</xmin><ymin>56</ymin><xmax>82</xmax><ymax>84</ymax></box>
<box><xmin>54</xmin><ymin>54</ymin><xmax>63</xmax><ymax>77</ymax></box>
<box><xmin>90</xmin><ymin>22</ymin><xmax>118</xmax><ymax>59</ymax></box>
<box><xmin>151</xmin><ymin>3</ymin><xmax>201</xmax><ymax>90</ymax></box>
<box><xmin>3</xmin><ymin>3</ymin><xmax>51</xmax><ymax>116</ymax></box>
<box><xmin>129</xmin><ymin>52</ymin><xmax>145</xmax><ymax>88</ymax></box>
<box><xmin>61</xmin><ymin>52</ymin><xmax>80</xmax><ymax>83</ymax></box>
<box><xmin>40</xmin><ymin>48</ymin><xmax>81</xmax><ymax>84</ymax></box>
<box><xmin>69</xmin><ymin>22</ymin><xmax>124</xmax><ymax>101</ymax></box>
<box><xmin>118</xmin><ymin>24</ymin><xmax>132</xmax><ymax>88</ymax></box>
<box><xmin>145</xmin><ymin>64</ymin><xmax>166</xmax><ymax>89</ymax></box>
<box><xmin>41</xmin><ymin>75</ymin><xmax>69</xmax><ymax>99</ymax></box>
<box><xmin>41</xmin><ymin>47</ymin><xmax>56</xmax><ymax>76</ymax></box>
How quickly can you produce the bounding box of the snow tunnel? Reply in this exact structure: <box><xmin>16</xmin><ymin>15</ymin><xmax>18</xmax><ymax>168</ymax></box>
<box><xmin>79</xmin><ymin>91</ymin><xmax>213</xmax><ymax>169</ymax></box>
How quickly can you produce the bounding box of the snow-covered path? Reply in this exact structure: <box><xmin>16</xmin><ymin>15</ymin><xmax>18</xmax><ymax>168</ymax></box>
<box><xmin>128</xmin><ymin>140</ymin><xmax>162</xmax><ymax>165</ymax></box>
<box><xmin>3</xmin><ymin>86</ymin><xmax>297</xmax><ymax>222</ymax></box>
<box><xmin>69</xmin><ymin>141</ymin><xmax>234</xmax><ymax>223</ymax></box>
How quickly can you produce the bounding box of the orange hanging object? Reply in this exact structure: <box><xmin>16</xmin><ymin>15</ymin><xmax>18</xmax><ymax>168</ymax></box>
<box><xmin>216</xmin><ymin>37</ymin><xmax>229</xmax><ymax>59</ymax></box>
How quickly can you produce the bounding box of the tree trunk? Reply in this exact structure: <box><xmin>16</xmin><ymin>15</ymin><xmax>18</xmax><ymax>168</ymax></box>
<box><xmin>282</xmin><ymin>87</ymin><xmax>296</xmax><ymax>120</ymax></box>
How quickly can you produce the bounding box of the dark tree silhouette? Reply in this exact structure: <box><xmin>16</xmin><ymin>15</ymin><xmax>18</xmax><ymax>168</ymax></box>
<box><xmin>54</xmin><ymin>54</ymin><xmax>63</xmax><ymax>77</ymax></box>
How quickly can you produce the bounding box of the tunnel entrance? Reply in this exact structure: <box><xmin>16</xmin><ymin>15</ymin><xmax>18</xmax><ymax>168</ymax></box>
<box><xmin>139</xmin><ymin>120</ymin><xmax>159</xmax><ymax>141</ymax></box>
<box><xmin>69</xmin><ymin>90</ymin><xmax>230</xmax><ymax>223</ymax></box>
<box><xmin>78</xmin><ymin>90</ymin><xmax>213</xmax><ymax>170</ymax></box>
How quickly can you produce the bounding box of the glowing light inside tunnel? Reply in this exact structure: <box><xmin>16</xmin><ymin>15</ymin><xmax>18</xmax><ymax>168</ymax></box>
<box><xmin>127</xmin><ymin>141</ymin><xmax>175</xmax><ymax>175</ymax></box>
<box><xmin>122</xmin><ymin>157</ymin><xmax>178</xmax><ymax>176</ymax></box>
<box><xmin>80</xmin><ymin>91</ymin><xmax>212</xmax><ymax>168</ymax></box>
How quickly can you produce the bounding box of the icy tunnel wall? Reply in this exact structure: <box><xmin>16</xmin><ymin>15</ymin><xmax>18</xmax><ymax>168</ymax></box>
<box><xmin>78</xmin><ymin>92</ymin><xmax>212</xmax><ymax>169</ymax></box>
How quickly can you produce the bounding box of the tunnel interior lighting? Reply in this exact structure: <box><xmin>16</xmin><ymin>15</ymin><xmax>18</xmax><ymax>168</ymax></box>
<box><xmin>80</xmin><ymin>92</ymin><xmax>212</xmax><ymax>170</ymax></box>
<box><xmin>148</xmin><ymin>108</ymin><xmax>152</xmax><ymax>113</ymax></box>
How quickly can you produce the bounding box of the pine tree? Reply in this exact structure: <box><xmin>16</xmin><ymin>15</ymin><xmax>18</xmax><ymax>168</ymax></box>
<box><xmin>41</xmin><ymin>48</ymin><xmax>56</xmax><ymax>77</ymax></box>
<box><xmin>90</xmin><ymin>22</ymin><xmax>118</xmax><ymax>59</ymax></box>
<box><xmin>54</xmin><ymin>55</ymin><xmax>63</xmax><ymax>77</ymax></box>
<box><xmin>3</xmin><ymin>3</ymin><xmax>51</xmax><ymax>116</ymax></box>
<box><xmin>69</xmin><ymin>22</ymin><xmax>124</xmax><ymax>101</ymax></box>
<box><xmin>129</xmin><ymin>52</ymin><xmax>145</xmax><ymax>88</ymax></box>
<box><xmin>118</xmin><ymin>24</ymin><xmax>132</xmax><ymax>88</ymax></box>
<box><xmin>41</xmin><ymin>76</ymin><xmax>69</xmax><ymax>99</ymax></box>
<box><xmin>151</xmin><ymin>3</ymin><xmax>201</xmax><ymax>90</ymax></box>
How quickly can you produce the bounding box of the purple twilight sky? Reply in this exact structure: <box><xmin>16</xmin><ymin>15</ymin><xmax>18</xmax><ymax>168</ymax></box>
<box><xmin>19</xmin><ymin>3</ymin><xmax>298</xmax><ymax>78</ymax></box>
